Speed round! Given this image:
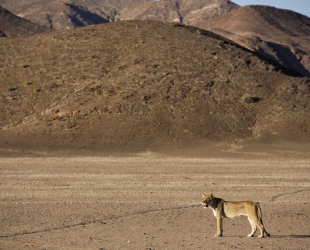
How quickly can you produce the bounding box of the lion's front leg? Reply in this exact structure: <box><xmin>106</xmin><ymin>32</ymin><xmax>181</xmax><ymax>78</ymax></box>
<box><xmin>215</xmin><ymin>216</ymin><xmax>223</xmax><ymax>237</ymax></box>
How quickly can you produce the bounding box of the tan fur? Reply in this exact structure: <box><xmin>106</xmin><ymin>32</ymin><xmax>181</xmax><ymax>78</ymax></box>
<box><xmin>202</xmin><ymin>193</ymin><xmax>270</xmax><ymax>238</ymax></box>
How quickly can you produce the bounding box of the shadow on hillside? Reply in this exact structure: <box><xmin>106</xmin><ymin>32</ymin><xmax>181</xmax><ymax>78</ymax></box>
<box><xmin>257</xmin><ymin>40</ymin><xmax>309</xmax><ymax>77</ymax></box>
<box><xmin>272</xmin><ymin>235</ymin><xmax>310</xmax><ymax>238</ymax></box>
<box><xmin>66</xmin><ymin>3</ymin><xmax>109</xmax><ymax>26</ymax></box>
<box><xmin>188</xmin><ymin>25</ymin><xmax>304</xmax><ymax>77</ymax></box>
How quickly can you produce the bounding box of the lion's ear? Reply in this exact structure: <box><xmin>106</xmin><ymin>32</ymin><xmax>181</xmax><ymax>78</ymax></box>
<box><xmin>202</xmin><ymin>194</ymin><xmax>207</xmax><ymax>199</ymax></box>
<box><xmin>210</xmin><ymin>193</ymin><xmax>213</xmax><ymax>198</ymax></box>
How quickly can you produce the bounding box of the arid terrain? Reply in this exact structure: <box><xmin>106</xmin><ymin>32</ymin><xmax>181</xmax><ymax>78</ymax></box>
<box><xmin>1</xmin><ymin>0</ymin><xmax>310</xmax><ymax>76</ymax></box>
<box><xmin>0</xmin><ymin>2</ymin><xmax>310</xmax><ymax>249</ymax></box>
<box><xmin>0</xmin><ymin>150</ymin><xmax>309</xmax><ymax>249</ymax></box>
<box><xmin>0</xmin><ymin>0</ymin><xmax>238</xmax><ymax>30</ymax></box>
<box><xmin>1</xmin><ymin>21</ymin><xmax>310</xmax><ymax>155</ymax></box>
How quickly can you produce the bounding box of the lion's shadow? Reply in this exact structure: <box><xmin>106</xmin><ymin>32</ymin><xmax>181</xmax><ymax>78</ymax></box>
<box><xmin>272</xmin><ymin>235</ymin><xmax>310</xmax><ymax>238</ymax></box>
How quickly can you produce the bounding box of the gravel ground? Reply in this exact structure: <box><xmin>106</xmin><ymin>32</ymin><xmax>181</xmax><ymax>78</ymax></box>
<box><xmin>0</xmin><ymin>153</ymin><xmax>309</xmax><ymax>249</ymax></box>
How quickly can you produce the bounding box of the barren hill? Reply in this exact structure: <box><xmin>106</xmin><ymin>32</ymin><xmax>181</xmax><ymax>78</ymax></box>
<box><xmin>0</xmin><ymin>5</ymin><xmax>52</xmax><ymax>37</ymax></box>
<box><xmin>2</xmin><ymin>1</ymin><xmax>310</xmax><ymax>78</ymax></box>
<box><xmin>0</xmin><ymin>0</ymin><xmax>238</xmax><ymax>30</ymax></box>
<box><xmin>116</xmin><ymin>0</ymin><xmax>238</xmax><ymax>25</ymax></box>
<box><xmin>0</xmin><ymin>21</ymin><xmax>309</xmax><ymax>153</ymax></box>
<box><xmin>204</xmin><ymin>5</ymin><xmax>310</xmax><ymax>77</ymax></box>
<box><xmin>0</xmin><ymin>0</ymin><xmax>146</xmax><ymax>30</ymax></box>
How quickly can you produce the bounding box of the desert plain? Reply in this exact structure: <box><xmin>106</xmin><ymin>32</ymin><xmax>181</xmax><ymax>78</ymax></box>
<box><xmin>0</xmin><ymin>13</ymin><xmax>310</xmax><ymax>250</ymax></box>
<box><xmin>0</xmin><ymin>144</ymin><xmax>309</xmax><ymax>250</ymax></box>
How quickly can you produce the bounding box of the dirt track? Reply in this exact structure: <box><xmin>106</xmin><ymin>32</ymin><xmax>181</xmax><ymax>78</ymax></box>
<box><xmin>0</xmin><ymin>152</ymin><xmax>309</xmax><ymax>249</ymax></box>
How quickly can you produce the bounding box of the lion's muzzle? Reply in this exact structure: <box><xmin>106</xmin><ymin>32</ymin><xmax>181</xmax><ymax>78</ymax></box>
<box><xmin>202</xmin><ymin>203</ymin><xmax>208</xmax><ymax>209</ymax></box>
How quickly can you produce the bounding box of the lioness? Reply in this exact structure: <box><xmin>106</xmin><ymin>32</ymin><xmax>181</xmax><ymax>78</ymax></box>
<box><xmin>202</xmin><ymin>193</ymin><xmax>270</xmax><ymax>238</ymax></box>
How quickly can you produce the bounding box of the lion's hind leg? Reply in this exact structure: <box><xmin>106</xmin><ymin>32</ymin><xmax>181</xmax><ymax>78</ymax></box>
<box><xmin>256</xmin><ymin>221</ymin><xmax>265</xmax><ymax>238</ymax></box>
<box><xmin>248</xmin><ymin>215</ymin><xmax>265</xmax><ymax>238</ymax></box>
<box><xmin>246</xmin><ymin>206</ymin><xmax>265</xmax><ymax>238</ymax></box>
<box><xmin>256</xmin><ymin>204</ymin><xmax>270</xmax><ymax>238</ymax></box>
<box><xmin>259</xmin><ymin>218</ymin><xmax>270</xmax><ymax>237</ymax></box>
<box><xmin>258</xmin><ymin>212</ymin><xmax>271</xmax><ymax>237</ymax></box>
<box><xmin>247</xmin><ymin>217</ymin><xmax>257</xmax><ymax>237</ymax></box>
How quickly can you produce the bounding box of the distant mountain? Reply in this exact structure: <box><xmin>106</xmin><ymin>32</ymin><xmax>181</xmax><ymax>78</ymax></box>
<box><xmin>204</xmin><ymin>5</ymin><xmax>310</xmax><ymax>76</ymax></box>
<box><xmin>116</xmin><ymin>0</ymin><xmax>239</xmax><ymax>25</ymax></box>
<box><xmin>0</xmin><ymin>0</ymin><xmax>238</xmax><ymax>30</ymax></box>
<box><xmin>1</xmin><ymin>1</ymin><xmax>310</xmax><ymax>76</ymax></box>
<box><xmin>0</xmin><ymin>5</ymin><xmax>52</xmax><ymax>37</ymax></box>
<box><xmin>0</xmin><ymin>0</ymin><xmax>146</xmax><ymax>30</ymax></box>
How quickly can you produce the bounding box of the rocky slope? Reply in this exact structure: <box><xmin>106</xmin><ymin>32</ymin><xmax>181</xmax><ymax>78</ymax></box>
<box><xmin>0</xmin><ymin>0</ymin><xmax>146</xmax><ymax>30</ymax></box>
<box><xmin>204</xmin><ymin>5</ymin><xmax>310</xmax><ymax>77</ymax></box>
<box><xmin>2</xmin><ymin>1</ymin><xmax>310</xmax><ymax>77</ymax></box>
<box><xmin>0</xmin><ymin>5</ymin><xmax>52</xmax><ymax>37</ymax></box>
<box><xmin>116</xmin><ymin>0</ymin><xmax>239</xmax><ymax>25</ymax></box>
<box><xmin>0</xmin><ymin>0</ymin><xmax>238</xmax><ymax>30</ymax></box>
<box><xmin>0</xmin><ymin>21</ymin><xmax>309</xmax><ymax>153</ymax></box>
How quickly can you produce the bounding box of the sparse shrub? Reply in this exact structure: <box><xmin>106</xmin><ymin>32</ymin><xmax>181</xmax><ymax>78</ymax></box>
<box><xmin>33</xmin><ymin>87</ymin><xmax>41</xmax><ymax>92</ymax></box>
<box><xmin>21</xmin><ymin>64</ymin><xmax>30</xmax><ymax>68</ymax></box>
<box><xmin>25</xmin><ymin>81</ymin><xmax>32</xmax><ymax>85</ymax></box>
<box><xmin>7</xmin><ymin>86</ymin><xmax>17</xmax><ymax>91</ymax></box>
<box><xmin>241</xmin><ymin>94</ymin><xmax>261</xmax><ymax>104</ymax></box>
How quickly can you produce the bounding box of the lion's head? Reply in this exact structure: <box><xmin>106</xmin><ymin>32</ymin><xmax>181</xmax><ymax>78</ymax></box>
<box><xmin>202</xmin><ymin>193</ymin><xmax>214</xmax><ymax>209</ymax></box>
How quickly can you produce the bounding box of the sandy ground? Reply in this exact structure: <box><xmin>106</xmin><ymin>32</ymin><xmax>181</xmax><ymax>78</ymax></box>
<box><xmin>0</xmin><ymin>151</ymin><xmax>309</xmax><ymax>250</ymax></box>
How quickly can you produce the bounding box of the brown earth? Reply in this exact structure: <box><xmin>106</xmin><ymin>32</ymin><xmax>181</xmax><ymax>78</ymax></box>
<box><xmin>119</xmin><ymin>4</ymin><xmax>310</xmax><ymax>77</ymax></box>
<box><xmin>1</xmin><ymin>21</ymin><xmax>310</xmax><ymax>155</ymax></box>
<box><xmin>0</xmin><ymin>9</ymin><xmax>309</xmax><ymax>250</ymax></box>
<box><xmin>0</xmin><ymin>151</ymin><xmax>309</xmax><ymax>249</ymax></box>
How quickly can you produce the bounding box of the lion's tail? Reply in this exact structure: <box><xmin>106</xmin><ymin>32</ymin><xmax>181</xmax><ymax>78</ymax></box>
<box><xmin>256</xmin><ymin>203</ymin><xmax>271</xmax><ymax>237</ymax></box>
<box><xmin>256</xmin><ymin>202</ymin><xmax>263</xmax><ymax>222</ymax></box>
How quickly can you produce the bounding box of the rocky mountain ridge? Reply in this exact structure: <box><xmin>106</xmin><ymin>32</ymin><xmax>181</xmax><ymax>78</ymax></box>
<box><xmin>116</xmin><ymin>0</ymin><xmax>239</xmax><ymax>25</ymax></box>
<box><xmin>0</xmin><ymin>0</ymin><xmax>238</xmax><ymax>30</ymax></box>
<box><xmin>0</xmin><ymin>0</ymin><xmax>148</xmax><ymax>30</ymax></box>
<box><xmin>1</xmin><ymin>0</ymin><xmax>310</xmax><ymax>76</ymax></box>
